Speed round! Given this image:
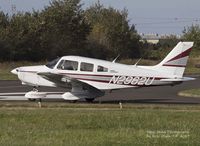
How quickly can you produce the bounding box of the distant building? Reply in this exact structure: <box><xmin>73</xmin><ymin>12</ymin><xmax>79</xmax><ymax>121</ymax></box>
<box><xmin>140</xmin><ymin>33</ymin><xmax>180</xmax><ymax>44</ymax></box>
<box><xmin>140</xmin><ymin>33</ymin><xmax>160</xmax><ymax>44</ymax></box>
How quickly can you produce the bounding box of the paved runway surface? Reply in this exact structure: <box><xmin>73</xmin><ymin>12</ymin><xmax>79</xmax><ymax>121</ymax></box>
<box><xmin>0</xmin><ymin>75</ymin><xmax>200</xmax><ymax>104</ymax></box>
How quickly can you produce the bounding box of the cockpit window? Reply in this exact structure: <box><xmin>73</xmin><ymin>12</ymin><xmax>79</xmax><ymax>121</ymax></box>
<box><xmin>57</xmin><ymin>60</ymin><xmax>78</xmax><ymax>71</ymax></box>
<box><xmin>80</xmin><ymin>62</ymin><xmax>94</xmax><ymax>72</ymax></box>
<box><xmin>97</xmin><ymin>66</ymin><xmax>108</xmax><ymax>72</ymax></box>
<box><xmin>46</xmin><ymin>58</ymin><xmax>60</xmax><ymax>69</ymax></box>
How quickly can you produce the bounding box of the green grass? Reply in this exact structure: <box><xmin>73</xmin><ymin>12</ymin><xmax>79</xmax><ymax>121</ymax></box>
<box><xmin>0</xmin><ymin>104</ymin><xmax>200</xmax><ymax>146</ymax></box>
<box><xmin>0</xmin><ymin>61</ymin><xmax>46</xmax><ymax>80</ymax></box>
<box><xmin>185</xmin><ymin>56</ymin><xmax>200</xmax><ymax>75</ymax></box>
<box><xmin>179</xmin><ymin>88</ymin><xmax>200</xmax><ymax>98</ymax></box>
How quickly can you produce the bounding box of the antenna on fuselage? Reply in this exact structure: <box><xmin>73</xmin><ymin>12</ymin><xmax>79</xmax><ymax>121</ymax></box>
<box><xmin>134</xmin><ymin>58</ymin><xmax>142</xmax><ymax>66</ymax></box>
<box><xmin>112</xmin><ymin>54</ymin><xmax>120</xmax><ymax>63</ymax></box>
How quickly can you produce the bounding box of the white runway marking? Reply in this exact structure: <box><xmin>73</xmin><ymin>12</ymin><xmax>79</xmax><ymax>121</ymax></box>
<box><xmin>0</xmin><ymin>92</ymin><xmax>64</xmax><ymax>96</ymax></box>
<box><xmin>0</xmin><ymin>96</ymin><xmax>27</xmax><ymax>101</ymax></box>
<box><xmin>0</xmin><ymin>92</ymin><xmax>63</xmax><ymax>101</ymax></box>
<box><xmin>0</xmin><ymin>92</ymin><xmax>26</xmax><ymax>95</ymax></box>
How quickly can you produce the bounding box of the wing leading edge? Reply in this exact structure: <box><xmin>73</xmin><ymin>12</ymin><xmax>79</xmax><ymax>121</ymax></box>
<box><xmin>37</xmin><ymin>72</ymin><xmax>104</xmax><ymax>100</ymax></box>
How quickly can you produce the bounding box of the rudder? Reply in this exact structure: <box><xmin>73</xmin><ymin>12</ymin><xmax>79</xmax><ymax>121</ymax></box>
<box><xmin>155</xmin><ymin>42</ymin><xmax>194</xmax><ymax>77</ymax></box>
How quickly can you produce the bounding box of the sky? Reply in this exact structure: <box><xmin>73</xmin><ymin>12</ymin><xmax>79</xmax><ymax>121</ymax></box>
<box><xmin>0</xmin><ymin>0</ymin><xmax>200</xmax><ymax>35</ymax></box>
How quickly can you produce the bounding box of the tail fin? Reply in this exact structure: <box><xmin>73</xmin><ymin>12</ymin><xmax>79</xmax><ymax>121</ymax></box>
<box><xmin>155</xmin><ymin>42</ymin><xmax>194</xmax><ymax>77</ymax></box>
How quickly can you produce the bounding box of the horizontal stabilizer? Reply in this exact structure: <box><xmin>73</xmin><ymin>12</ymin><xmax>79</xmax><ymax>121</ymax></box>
<box><xmin>160</xmin><ymin>77</ymin><xmax>196</xmax><ymax>82</ymax></box>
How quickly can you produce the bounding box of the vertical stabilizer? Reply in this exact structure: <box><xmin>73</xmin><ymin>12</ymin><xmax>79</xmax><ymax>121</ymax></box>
<box><xmin>154</xmin><ymin>42</ymin><xmax>193</xmax><ymax>77</ymax></box>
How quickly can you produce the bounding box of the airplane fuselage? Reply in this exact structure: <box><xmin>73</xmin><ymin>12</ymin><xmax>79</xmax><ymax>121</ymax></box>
<box><xmin>13</xmin><ymin>56</ymin><xmax>178</xmax><ymax>90</ymax></box>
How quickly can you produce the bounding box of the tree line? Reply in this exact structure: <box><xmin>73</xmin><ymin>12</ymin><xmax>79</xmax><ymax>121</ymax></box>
<box><xmin>0</xmin><ymin>0</ymin><xmax>199</xmax><ymax>62</ymax></box>
<box><xmin>0</xmin><ymin>0</ymin><xmax>141</xmax><ymax>62</ymax></box>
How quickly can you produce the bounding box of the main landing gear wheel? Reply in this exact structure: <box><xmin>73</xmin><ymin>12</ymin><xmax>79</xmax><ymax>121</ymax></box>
<box><xmin>85</xmin><ymin>98</ymin><xmax>95</xmax><ymax>103</ymax></box>
<box><xmin>28</xmin><ymin>98</ymin><xmax>36</xmax><ymax>102</ymax></box>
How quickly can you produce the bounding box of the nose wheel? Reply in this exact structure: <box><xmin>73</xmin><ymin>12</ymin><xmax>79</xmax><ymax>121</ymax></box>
<box><xmin>28</xmin><ymin>87</ymin><xmax>39</xmax><ymax>102</ymax></box>
<box><xmin>26</xmin><ymin>87</ymin><xmax>46</xmax><ymax>103</ymax></box>
<box><xmin>33</xmin><ymin>86</ymin><xmax>39</xmax><ymax>92</ymax></box>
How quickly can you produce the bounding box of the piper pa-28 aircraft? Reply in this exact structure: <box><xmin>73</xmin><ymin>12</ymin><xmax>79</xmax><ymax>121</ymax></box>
<box><xmin>11</xmin><ymin>42</ymin><xmax>194</xmax><ymax>102</ymax></box>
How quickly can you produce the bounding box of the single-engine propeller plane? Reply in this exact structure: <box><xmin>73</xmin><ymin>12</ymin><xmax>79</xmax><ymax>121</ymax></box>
<box><xmin>11</xmin><ymin>42</ymin><xmax>195</xmax><ymax>102</ymax></box>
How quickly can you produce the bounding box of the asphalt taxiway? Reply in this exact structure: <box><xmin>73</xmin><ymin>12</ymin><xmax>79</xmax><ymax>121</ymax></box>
<box><xmin>0</xmin><ymin>75</ymin><xmax>200</xmax><ymax>104</ymax></box>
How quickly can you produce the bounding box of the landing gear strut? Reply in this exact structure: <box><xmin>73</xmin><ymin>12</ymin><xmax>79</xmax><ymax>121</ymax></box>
<box><xmin>33</xmin><ymin>86</ymin><xmax>38</xmax><ymax>92</ymax></box>
<box><xmin>27</xmin><ymin>87</ymin><xmax>38</xmax><ymax>102</ymax></box>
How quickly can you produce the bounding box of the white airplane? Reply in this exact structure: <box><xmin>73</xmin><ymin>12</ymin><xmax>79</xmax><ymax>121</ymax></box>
<box><xmin>11</xmin><ymin>42</ymin><xmax>194</xmax><ymax>102</ymax></box>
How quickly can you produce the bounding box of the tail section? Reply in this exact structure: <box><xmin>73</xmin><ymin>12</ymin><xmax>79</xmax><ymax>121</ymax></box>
<box><xmin>154</xmin><ymin>42</ymin><xmax>194</xmax><ymax>77</ymax></box>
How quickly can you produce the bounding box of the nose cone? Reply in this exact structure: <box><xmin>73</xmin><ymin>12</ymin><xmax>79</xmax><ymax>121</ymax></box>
<box><xmin>11</xmin><ymin>68</ymin><xmax>19</xmax><ymax>75</ymax></box>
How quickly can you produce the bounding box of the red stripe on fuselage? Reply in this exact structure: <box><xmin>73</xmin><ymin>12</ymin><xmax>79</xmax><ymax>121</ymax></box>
<box><xmin>163</xmin><ymin>64</ymin><xmax>186</xmax><ymax>67</ymax></box>
<box><xmin>62</xmin><ymin>74</ymin><xmax>167</xmax><ymax>87</ymax></box>
<box><xmin>75</xmin><ymin>77</ymin><xmax>167</xmax><ymax>87</ymax></box>
<box><xmin>60</xmin><ymin>73</ymin><xmax>166</xmax><ymax>80</ymax></box>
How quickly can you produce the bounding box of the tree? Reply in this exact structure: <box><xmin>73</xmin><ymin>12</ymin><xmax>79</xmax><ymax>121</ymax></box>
<box><xmin>0</xmin><ymin>0</ymin><xmax>143</xmax><ymax>62</ymax></box>
<box><xmin>6</xmin><ymin>12</ymin><xmax>44</xmax><ymax>61</ymax></box>
<box><xmin>182</xmin><ymin>25</ymin><xmax>200</xmax><ymax>52</ymax></box>
<box><xmin>0</xmin><ymin>0</ymin><xmax>91</xmax><ymax>61</ymax></box>
<box><xmin>39</xmin><ymin>0</ymin><xmax>91</xmax><ymax>59</ymax></box>
<box><xmin>0</xmin><ymin>11</ymin><xmax>11</xmax><ymax>61</ymax></box>
<box><xmin>85</xmin><ymin>1</ymin><xmax>141</xmax><ymax>59</ymax></box>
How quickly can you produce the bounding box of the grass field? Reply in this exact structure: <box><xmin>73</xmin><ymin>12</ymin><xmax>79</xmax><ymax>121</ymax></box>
<box><xmin>179</xmin><ymin>88</ymin><xmax>200</xmax><ymax>98</ymax></box>
<box><xmin>0</xmin><ymin>103</ymin><xmax>200</xmax><ymax>146</ymax></box>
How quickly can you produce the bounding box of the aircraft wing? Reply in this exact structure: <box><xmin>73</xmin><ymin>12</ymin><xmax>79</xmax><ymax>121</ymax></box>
<box><xmin>38</xmin><ymin>72</ymin><xmax>75</xmax><ymax>88</ymax></box>
<box><xmin>37</xmin><ymin>72</ymin><xmax>103</xmax><ymax>93</ymax></box>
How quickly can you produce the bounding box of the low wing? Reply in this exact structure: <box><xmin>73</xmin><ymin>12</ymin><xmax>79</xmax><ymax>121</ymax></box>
<box><xmin>38</xmin><ymin>72</ymin><xmax>75</xmax><ymax>88</ymax></box>
<box><xmin>37</xmin><ymin>72</ymin><xmax>103</xmax><ymax>95</ymax></box>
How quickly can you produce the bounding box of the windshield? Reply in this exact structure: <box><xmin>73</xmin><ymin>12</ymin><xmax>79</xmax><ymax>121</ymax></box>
<box><xmin>46</xmin><ymin>57</ymin><xmax>60</xmax><ymax>69</ymax></box>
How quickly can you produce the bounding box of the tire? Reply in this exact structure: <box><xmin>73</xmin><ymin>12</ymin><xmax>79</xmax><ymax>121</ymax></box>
<box><xmin>85</xmin><ymin>98</ymin><xmax>95</xmax><ymax>103</ymax></box>
<box><xmin>28</xmin><ymin>98</ymin><xmax>36</xmax><ymax>102</ymax></box>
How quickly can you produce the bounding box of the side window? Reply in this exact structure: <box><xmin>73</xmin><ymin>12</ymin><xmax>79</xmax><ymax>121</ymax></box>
<box><xmin>97</xmin><ymin>66</ymin><xmax>108</xmax><ymax>72</ymax></box>
<box><xmin>80</xmin><ymin>62</ymin><xmax>94</xmax><ymax>72</ymax></box>
<box><xmin>57</xmin><ymin>60</ymin><xmax>78</xmax><ymax>71</ymax></box>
